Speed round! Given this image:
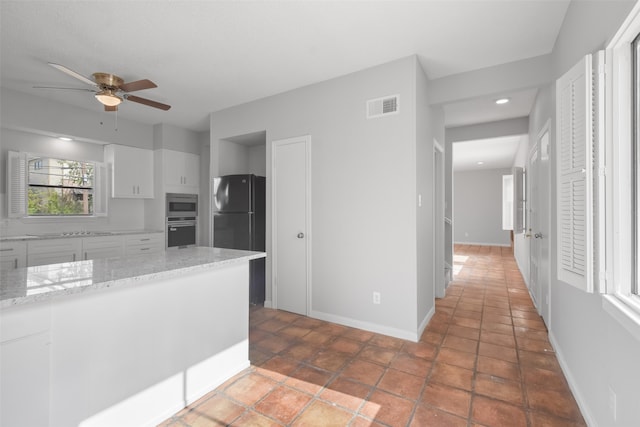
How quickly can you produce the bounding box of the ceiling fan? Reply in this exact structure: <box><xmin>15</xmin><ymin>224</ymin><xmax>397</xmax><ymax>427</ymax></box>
<box><xmin>35</xmin><ymin>62</ymin><xmax>171</xmax><ymax>112</ymax></box>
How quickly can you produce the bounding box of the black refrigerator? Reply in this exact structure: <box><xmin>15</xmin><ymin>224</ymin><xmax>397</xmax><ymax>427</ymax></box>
<box><xmin>213</xmin><ymin>174</ymin><xmax>266</xmax><ymax>305</ymax></box>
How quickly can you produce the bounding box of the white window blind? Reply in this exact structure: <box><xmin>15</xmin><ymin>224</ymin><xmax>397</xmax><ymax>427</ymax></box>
<box><xmin>556</xmin><ymin>54</ymin><xmax>594</xmax><ymax>292</ymax></box>
<box><xmin>513</xmin><ymin>167</ymin><xmax>525</xmax><ymax>234</ymax></box>
<box><xmin>7</xmin><ymin>151</ymin><xmax>27</xmax><ymax>218</ymax></box>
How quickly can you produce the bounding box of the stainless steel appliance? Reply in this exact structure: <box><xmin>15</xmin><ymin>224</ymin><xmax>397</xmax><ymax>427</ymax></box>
<box><xmin>166</xmin><ymin>193</ymin><xmax>197</xmax><ymax>249</ymax></box>
<box><xmin>213</xmin><ymin>174</ymin><xmax>265</xmax><ymax>304</ymax></box>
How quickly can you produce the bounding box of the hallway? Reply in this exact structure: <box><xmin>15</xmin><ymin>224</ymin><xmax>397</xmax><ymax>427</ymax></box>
<box><xmin>161</xmin><ymin>245</ymin><xmax>585</xmax><ymax>426</ymax></box>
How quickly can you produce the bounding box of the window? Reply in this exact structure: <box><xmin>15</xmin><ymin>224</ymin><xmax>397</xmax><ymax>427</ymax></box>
<box><xmin>27</xmin><ymin>156</ymin><xmax>95</xmax><ymax>216</ymax></box>
<box><xmin>7</xmin><ymin>151</ymin><xmax>107</xmax><ymax>218</ymax></box>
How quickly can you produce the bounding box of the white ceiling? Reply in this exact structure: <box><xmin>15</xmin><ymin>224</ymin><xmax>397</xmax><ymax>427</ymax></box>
<box><xmin>453</xmin><ymin>135</ymin><xmax>525</xmax><ymax>171</ymax></box>
<box><xmin>0</xmin><ymin>0</ymin><xmax>570</xmax><ymax>133</ymax></box>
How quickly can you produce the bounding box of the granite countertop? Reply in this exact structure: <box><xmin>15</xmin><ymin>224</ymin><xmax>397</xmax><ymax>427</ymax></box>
<box><xmin>0</xmin><ymin>229</ymin><xmax>164</xmax><ymax>242</ymax></box>
<box><xmin>0</xmin><ymin>247</ymin><xmax>266</xmax><ymax>308</ymax></box>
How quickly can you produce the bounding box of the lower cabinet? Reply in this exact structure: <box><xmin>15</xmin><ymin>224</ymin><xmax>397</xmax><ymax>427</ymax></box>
<box><xmin>0</xmin><ymin>241</ymin><xmax>27</xmax><ymax>270</ymax></box>
<box><xmin>125</xmin><ymin>233</ymin><xmax>164</xmax><ymax>257</ymax></box>
<box><xmin>82</xmin><ymin>236</ymin><xmax>124</xmax><ymax>260</ymax></box>
<box><xmin>27</xmin><ymin>239</ymin><xmax>82</xmax><ymax>267</ymax></box>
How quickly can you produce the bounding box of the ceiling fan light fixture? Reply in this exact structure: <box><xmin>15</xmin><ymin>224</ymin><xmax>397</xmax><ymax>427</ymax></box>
<box><xmin>95</xmin><ymin>90</ymin><xmax>122</xmax><ymax>107</ymax></box>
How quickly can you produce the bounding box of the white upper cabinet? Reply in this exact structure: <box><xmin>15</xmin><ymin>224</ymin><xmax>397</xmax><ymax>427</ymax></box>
<box><xmin>161</xmin><ymin>149</ymin><xmax>199</xmax><ymax>193</ymax></box>
<box><xmin>104</xmin><ymin>144</ymin><xmax>154</xmax><ymax>199</ymax></box>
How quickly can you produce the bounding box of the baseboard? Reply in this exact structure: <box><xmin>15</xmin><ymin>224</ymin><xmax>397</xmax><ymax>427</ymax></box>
<box><xmin>418</xmin><ymin>306</ymin><xmax>435</xmax><ymax>339</ymax></box>
<box><xmin>310</xmin><ymin>310</ymin><xmax>420</xmax><ymax>342</ymax></box>
<box><xmin>264</xmin><ymin>300</ymin><xmax>273</xmax><ymax>308</ymax></box>
<box><xmin>453</xmin><ymin>241</ymin><xmax>511</xmax><ymax>247</ymax></box>
<box><xmin>548</xmin><ymin>331</ymin><xmax>597</xmax><ymax>427</ymax></box>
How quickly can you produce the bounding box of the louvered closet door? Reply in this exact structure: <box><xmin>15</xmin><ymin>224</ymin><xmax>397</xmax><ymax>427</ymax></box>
<box><xmin>556</xmin><ymin>55</ymin><xmax>594</xmax><ymax>292</ymax></box>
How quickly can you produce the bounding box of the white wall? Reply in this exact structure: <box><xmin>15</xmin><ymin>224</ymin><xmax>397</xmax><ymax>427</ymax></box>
<box><xmin>453</xmin><ymin>168</ymin><xmax>512</xmax><ymax>246</ymax></box>
<box><xmin>530</xmin><ymin>2</ymin><xmax>640</xmax><ymax>426</ymax></box>
<box><xmin>209</xmin><ymin>55</ymin><xmax>434</xmax><ymax>340</ymax></box>
<box><xmin>248</xmin><ymin>145</ymin><xmax>267</xmax><ymax>176</ymax></box>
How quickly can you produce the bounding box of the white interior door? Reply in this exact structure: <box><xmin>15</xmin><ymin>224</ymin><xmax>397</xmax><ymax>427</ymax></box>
<box><xmin>529</xmin><ymin>146</ymin><xmax>540</xmax><ymax>308</ymax></box>
<box><xmin>529</xmin><ymin>123</ymin><xmax>552</xmax><ymax>323</ymax></box>
<box><xmin>272</xmin><ymin>135</ymin><xmax>311</xmax><ymax>315</ymax></box>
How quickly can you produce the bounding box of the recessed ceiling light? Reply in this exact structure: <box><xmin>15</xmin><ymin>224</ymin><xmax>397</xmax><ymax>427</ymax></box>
<box><xmin>477</xmin><ymin>161</ymin><xmax>484</xmax><ymax>165</ymax></box>
<box><xmin>495</xmin><ymin>98</ymin><xmax>510</xmax><ymax>105</ymax></box>
<box><xmin>58</xmin><ymin>137</ymin><xmax>73</xmax><ymax>141</ymax></box>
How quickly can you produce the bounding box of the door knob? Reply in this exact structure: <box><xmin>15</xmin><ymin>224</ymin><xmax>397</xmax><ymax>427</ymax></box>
<box><xmin>297</xmin><ymin>232</ymin><xmax>304</xmax><ymax>239</ymax></box>
<box><xmin>534</xmin><ymin>233</ymin><xmax>543</xmax><ymax>239</ymax></box>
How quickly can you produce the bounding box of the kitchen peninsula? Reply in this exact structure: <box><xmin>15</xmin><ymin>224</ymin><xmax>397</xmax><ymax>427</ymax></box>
<box><xmin>0</xmin><ymin>247</ymin><xmax>265</xmax><ymax>427</ymax></box>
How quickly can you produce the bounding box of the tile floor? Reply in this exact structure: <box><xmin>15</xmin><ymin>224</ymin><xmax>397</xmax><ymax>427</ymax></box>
<box><xmin>160</xmin><ymin>245</ymin><xmax>585</xmax><ymax>426</ymax></box>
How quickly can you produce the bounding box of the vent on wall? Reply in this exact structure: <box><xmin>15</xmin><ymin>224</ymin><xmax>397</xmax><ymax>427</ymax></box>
<box><xmin>366</xmin><ymin>95</ymin><xmax>399</xmax><ymax>119</ymax></box>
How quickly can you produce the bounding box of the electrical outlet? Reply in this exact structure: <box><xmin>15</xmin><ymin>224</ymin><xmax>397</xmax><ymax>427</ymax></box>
<box><xmin>609</xmin><ymin>386</ymin><xmax>617</xmax><ymax>421</ymax></box>
<box><xmin>373</xmin><ymin>292</ymin><xmax>381</xmax><ymax>305</ymax></box>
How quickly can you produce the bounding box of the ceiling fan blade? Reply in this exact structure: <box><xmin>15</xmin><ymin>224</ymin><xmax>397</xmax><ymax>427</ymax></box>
<box><xmin>33</xmin><ymin>86</ymin><xmax>95</xmax><ymax>92</ymax></box>
<box><xmin>119</xmin><ymin>79</ymin><xmax>157</xmax><ymax>92</ymax></box>
<box><xmin>105</xmin><ymin>105</ymin><xmax>118</xmax><ymax>112</ymax></box>
<box><xmin>125</xmin><ymin>94</ymin><xmax>171</xmax><ymax>111</ymax></box>
<box><xmin>48</xmin><ymin>63</ymin><xmax>96</xmax><ymax>86</ymax></box>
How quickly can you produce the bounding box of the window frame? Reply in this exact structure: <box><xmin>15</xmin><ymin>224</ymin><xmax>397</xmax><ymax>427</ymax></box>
<box><xmin>27</xmin><ymin>154</ymin><xmax>96</xmax><ymax>217</ymax></box>
<box><xmin>605</xmin><ymin>1</ymin><xmax>640</xmax><ymax>340</ymax></box>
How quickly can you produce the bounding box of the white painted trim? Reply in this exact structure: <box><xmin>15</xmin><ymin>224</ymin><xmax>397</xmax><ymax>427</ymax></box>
<box><xmin>310</xmin><ymin>310</ymin><xmax>421</xmax><ymax>342</ymax></box>
<box><xmin>270</xmin><ymin>135</ymin><xmax>312</xmax><ymax>315</ymax></box>
<box><xmin>548</xmin><ymin>331</ymin><xmax>598</xmax><ymax>427</ymax></box>
<box><xmin>263</xmin><ymin>299</ymin><xmax>273</xmax><ymax>309</ymax></box>
<box><xmin>417</xmin><ymin>306</ymin><xmax>436</xmax><ymax>340</ymax></box>
<box><xmin>535</xmin><ymin>119</ymin><xmax>552</xmax><ymax>326</ymax></box>
<box><xmin>603</xmin><ymin>295</ymin><xmax>640</xmax><ymax>342</ymax></box>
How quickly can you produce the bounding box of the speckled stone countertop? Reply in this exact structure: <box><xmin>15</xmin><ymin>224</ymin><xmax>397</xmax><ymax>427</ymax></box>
<box><xmin>0</xmin><ymin>229</ymin><xmax>163</xmax><ymax>242</ymax></box>
<box><xmin>0</xmin><ymin>247</ymin><xmax>265</xmax><ymax>308</ymax></box>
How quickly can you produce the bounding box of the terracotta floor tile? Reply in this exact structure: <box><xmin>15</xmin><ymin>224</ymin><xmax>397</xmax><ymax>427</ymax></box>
<box><xmin>436</xmin><ymin>347</ymin><xmax>477</xmax><ymax>370</ymax></box>
<box><xmin>291</xmin><ymin>400</ymin><xmax>354</xmax><ymax>426</ymax></box>
<box><xmin>478</xmin><ymin>342</ymin><xmax>518</xmax><ymax>363</ymax></box>
<box><xmin>321</xmin><ymin>377</ymin><xmax>372</xmax><ymax>412</ymax></box>
<box><xmin>402</xmin><ymin>341</ymin><xmax>438</xmax><ymax>360</ymax></box>
<box><xmin>369</xmin><ymin>334</ymin><xmax>405</xmax><ymax>350</ymax></box>
<box><xmin>230</xmin><ymin>410</ymin><xmax>282</xmax><ymax>427</ymax></box>
<box><xmin>447</xmin><ymin>324</ymin><xmax>481</xmax><ymax>340</ymax></box>
<box><xmin>430</xmin><ymin>362</ymin><xmax>474</xmax><ymax>391</ymax></box>
<box><xmin>513</xmin><ymin>317</ymin><xmax>547</xmax><ymax>330</ymax></box>
<box><xmin>327</xmin><ymin>337</ymin><xmax>363</xmax><ymax>355</ymax></box>
<box><xmin>471</xmin><ymin>395</ymin><xmax>527</xmax><ymax>427</ymax></box>
<box><xmin>341</xmin><ymin>327</ymin><xmax>375</xmax><ymax>343</ymax></box>
<box><xmin>476</xmin><ymin>355</ymin><xmax>520</xmax><ymax>382</ymax></box>
<box><xmin>528</xmin><ymin>410</ymin><xmax>587</xmax><ymax>427</ymax></box>
<box><xmin>181</xmin><ymin>394</ymin><xmax>245</xmax><ymax>426</ymax></box>
<box><xmin>443</xmin><ymin>334</ymin><xmax>479</xmax><ymax>354</ymax></box>
<box><xmin>455</xmin><ymin>309</ymin><xmax>483</xmax><ymax>320</ymax></box>
<box><xmin>453</xmin><ymin>316</ymin><xmax>482</xmax><ymax>329</ymax></box>
<box><xmin>254</xmin><ymin>385</ymin><xmax>312</xmax><ymax>424</ymax></box>
<box><xmin>279</xmin><ymin>325</ymin><xmax>312</xmax><ymax>338</ymax></box>
<box><xmin>254</xmin><ymin>335</ymin><xmax>293</xmax><ymax>354</ymax></box>
<box><xmin>256</xmin><ymin>356</ymin><xmax>300</xmax><ymax>381</ymax></box>
<box><xmin>421</xmin><ymin>383</ymin><xmax>472</xmax><ymax>419</ymax></box>
<box><xmin>350</xmin><ymin>416</ymin><xmax>387</xmax><ymax>427</ymax></box>
<box><xmin>526</xmin><ymin>387</ymin><xmax>583</xmax><ymax>420</ymax></box>
<box><xmin>481</xmin><ymin>321</ymin><xmax>514</xmax><ymax>336</ymax></box>
<box><xmin>410</xmin><ymin>405</ymin><xmax>468</xmax><ymax>427</ymax></box>
<box><xmin>420</xmin><ymin>330</ymin><xmax>445</xmax><ymax>345</ymax></box>
<box><xmin>308</xmin><ymin>349</ymin><xmax>351</xmax><ymax>372</ymax></box>
<box><xmin>279</xmin><ymin>342</ymin><xmax>319</xmax><ymax>361</ymax></box>
<box><xmin>516</xmin><ymin>337</ymin><xmax>554</xmax><ymax>353</ymax></box>
<box><xmin>285</xmin><ymin>365</ymin><xmax>333</xmax><ymax>394</ymax></box>
<box><xmin>359</xmin><ymin>389</ymin><xmax>415</xmax><ymax>426</ymax></box>
<box><xmin>222</xmin><ymin>373</ymin><xmax>274</xmax><ymax>405</ymax></box>
<box><xmin>359</xmin><ymin>345</ymin><xmax>396</xmax><ymax>365</ymax></box>
<box><xmin>389</xmin><ymin>353</ymin><xmax>432</xmax><ymax>377</ymax></box>
<box><xmin>300</xmin><ymin>330</ymin><xmax>334</xmax><ymax>346</ymax></box>
<box><xmin>513</xmin><ymin>326</ymin><xmax>549</xmax><ymax>341</ymax></box>
<box><xmin>518</xmin><ymin>350</ymin><xmax>562</xmax><ymax>372</ymax></box>
<box><xmin>521</xmin><ymin>365</ymin><xmax>569</xmax><ymax>391</ymax></box>
<box><xmin>377</xmin><ymin>368</ymin><xmax>424</xmax><ymax>400</ymax></box>
<box><xmin>341</xmin><ymin>359</ymin><xmax>386</xmax><ymax>386</ymax></box>
<box><xmin>250</xmin><ymin>348</ymin><xmax>273</xmax><ymax>366</ymax></box>
<box><xmin>480</xmin><ymin>330</ymin><xmax>516</xmax><ymax>347</ymax></box>
<box><xmin>474</xmin><ymin>373</ymin><xmax>523</xmax><ymax>405</ymax></box>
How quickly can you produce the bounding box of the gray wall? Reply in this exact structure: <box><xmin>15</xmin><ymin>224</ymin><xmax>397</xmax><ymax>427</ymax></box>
<box><xmin>453</xmin><ymin>168</ymin><xmax>512</xmax><ymax>246</ymax></box>
<box><xmin>530</xmin><ymin>2</ymin><xmax>640</xmax><ymax>426</ymax></box>
<box><xmin>209</xmin><ymin>55</ymin><xmax>436</xmax><ymax>340</ymax></box>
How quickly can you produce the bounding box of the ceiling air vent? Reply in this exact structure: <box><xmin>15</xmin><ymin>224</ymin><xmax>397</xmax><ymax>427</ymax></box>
<box><xmin>367</xmin><ymin>94</ymin><xmax>400</xmax><ymax>119</ymax></box>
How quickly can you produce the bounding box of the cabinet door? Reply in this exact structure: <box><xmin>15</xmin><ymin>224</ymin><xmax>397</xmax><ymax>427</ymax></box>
<box><xmin>125</xmin><ymin>233</ymin><xmax>164</xmax><ymax>257</ymax></box>
<box><xmin>0</xmin><ymin>241</ymin><xmax>27</xmax><ymax>270</ymax></box>
<box><xmin>28</xmin><ymin>239</ymin><xmax>82</xmax><ymax>267</ymax></box>
<box><xmin>81</xmin><ymin>236</ymin><xmax>124</xmax><ymax>260</ymax></box>
<box><xmin>1</xmin><ymin>332</ymin><xmax>50</xmax><ymax>427</ymax></box>
<box><xmin>105</xmin><ymin>145</ymin><xmax>154</xmax><ymax>199</ymax></box>
<box><xmin>183</xmin><ymin>152</ymin><xmax>200</xmax><ymax>188</ymax></box>
<box><xmin>162</xmin><ymin>150</ymin><xmax>200</xmax><ymax>191</ymax></box>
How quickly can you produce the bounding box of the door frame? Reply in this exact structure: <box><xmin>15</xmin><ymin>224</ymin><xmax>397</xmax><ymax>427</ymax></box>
<box><xmin>434</xmin><ymin>139</ymin><xmax>446</xmax><ymax>298</ymax></box>
<box><xmin>271</xmin><ymin>135</ymin><xmax>312</xmax><ymax>314</ymax></box>
<box><xmin>536</xmin><ymin>120</ymin><xmax>552</xmax><ymax>324</ymax></box>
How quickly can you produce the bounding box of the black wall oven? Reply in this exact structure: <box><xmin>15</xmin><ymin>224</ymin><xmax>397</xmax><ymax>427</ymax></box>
<box><xmin>166</xmin><ymin>193</ymin><xmax>197</xmax><ymax>249</ymax></box>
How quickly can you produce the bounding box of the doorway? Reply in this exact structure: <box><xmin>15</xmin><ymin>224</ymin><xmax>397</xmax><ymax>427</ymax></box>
<box><xmin>271</xmin><ymin>135</ymin><xmax>311</xmax><ymax>315</ymax></box>
<box><xmin>434</xmin><ymin>140</ymin><xmax>445</xmax><ymax>298</ymax></box>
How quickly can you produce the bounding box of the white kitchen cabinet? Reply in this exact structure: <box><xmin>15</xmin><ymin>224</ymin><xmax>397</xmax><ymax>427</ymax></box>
<box><xmin>1</xmin><ymin>305</ymin><xmax>50</xmax><ymax>427</ymax></box>
<box><xmin>125</xmin><ymin>233</ymin><xmax>164</xmax><ymax>257</ymax></box>
<box><xmin>161</xmin><ymin>149</ymin><xmax>200</xmax><ymax>193</ymax></box>
<box><xmin>27</xmin><ymin>238</ymin><xmax>82</xmax><ymax>267</ymax></box>
<box><xmin>81</xmin><ymin>236</ymin><xmax>124</xmax><ymax>260</ymax></box>
<box><xmin>104</xmin><ymin>144</ymin><xmax>154</xmax><ymax>198</ymax></box>
<box><xmin>0</xmin><ymin>240</ymin><xmax>27</xmax><ymax>270</ymax></box>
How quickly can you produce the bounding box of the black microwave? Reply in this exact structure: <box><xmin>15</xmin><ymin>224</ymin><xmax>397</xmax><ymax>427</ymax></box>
<box><xmin>166</xmin><ymin>193</ymin><xmax>198</xmax><ymax>218</ymax></box>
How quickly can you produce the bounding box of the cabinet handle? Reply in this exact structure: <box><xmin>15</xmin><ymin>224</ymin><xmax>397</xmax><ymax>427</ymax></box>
<box><xmin>14</xmin><ymin>258</ymin><xmax>18</xmax><ymax>269</ymax></box>
<box><xmin>140</xmin><ymin>238</ymin><xmax>150</xmax><ymax>242</ymax></box>
<box><xmin>85</xmin><ymin>252</ymin><xmax>88</xmax><ymax>260</ymax></box>
<box><xmin>0</xmin><ymin>248</ymin><xmax>12</xmax><ymax>252</ymax></box>
<box><xmin>73</xmin><ymin>253</ymin><xmax>76</xmax><ymax>262</ymax></box>
<box><xmin>133</xmin><ymin>185</ymin><xmax>136</xmax><ymax>194</ymax></box>
<box><xmin>141</xmin><ymin>247</ymin><xmax>150</xmax><ymax>251</ymax></box>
